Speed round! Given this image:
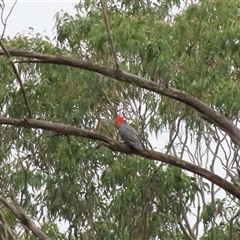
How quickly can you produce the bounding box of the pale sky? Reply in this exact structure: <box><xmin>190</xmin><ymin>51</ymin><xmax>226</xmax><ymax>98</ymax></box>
<box><xmin>2</xmin><ymin>1</ymin><xmax>76</xmax><ymax>37</ymax></box>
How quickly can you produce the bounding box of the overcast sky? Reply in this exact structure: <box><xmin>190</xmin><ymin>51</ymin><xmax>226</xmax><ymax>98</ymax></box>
<box><xmin>3</xmin><ymin>1</ymin><xmax>76</xmax><ymax>38</ymax></box>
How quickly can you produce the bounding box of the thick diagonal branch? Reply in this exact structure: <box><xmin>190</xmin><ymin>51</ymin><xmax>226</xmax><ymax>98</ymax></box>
<box><xmin>0</xmin><ymin>50</ymin><xmax>239</xmax><ymax>146</ymax></box>
<box><xmin>0</xmin><ymin>117</ymin><xmax>240</xmax><ymax>199</ymax></box>
<box><xmin>0</xmin><ymin>195</ymin><xmax>50</xmax><ymax>240</ymax></box>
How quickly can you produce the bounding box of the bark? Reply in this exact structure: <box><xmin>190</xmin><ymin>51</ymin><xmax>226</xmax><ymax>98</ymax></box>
<box><xmin>1</xmin><ymin>50</ymin><xmax>240</xmax><ymax>146</ymax></box>
<box><xmin>0</xmin><ymin>195</ymin><xmax>50</xmax><ymax>240</ymax></box>
<box><xmin>0</xmin><ymin>117</ymin><xmax>240</xmax><ymax>199</ymax></box>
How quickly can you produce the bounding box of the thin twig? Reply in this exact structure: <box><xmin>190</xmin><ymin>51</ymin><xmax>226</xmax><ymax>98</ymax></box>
<box><xmin>0</xmin><ymin>40</ymin><xmax>32</xmax><ymax>117</ymax></box>
<box><xmin>0</xmin><ymin>210</ymin><xmax>15</xmax><ymax>240</ymax></box>
<box><xmin>100</xmin><ymin>80</ymin><xmax>118</xmax><ymax>116</ymax></box>
<box><xmin>1</xmin><ymin>0</ymin><xmax>17</xmax><ymax>38</ymax></box>
<box><xmin>183</xmin><ymin>214</ymin><xmax>197</xmax><ymax>240</ymax></box>
<box><xmin>17</xmin><ymin>153</ymin><xmax>30</xmax><ymax>206</ymax></box>
<box><xmin>229</xmin><ymin>209</ymin><xmax>240</xmax><ymax>240</ymax></box>
<box><xmin>166</xmin><ymin>114</ymin><xmax>185</xmax><ymax>154</ymax></box>
<box><xmin>195</xmin><ymin>205</ymin><xmax>200</xmax><ymax>237</ymax></box>
<box><xmin>178</xmin><ymin>220</ymin><xmax>194</xmax><ymax>240</ymax></box>
<box><xmin>100</xmin><ymin>0</ymin><xmax>119</xmax><ymax>69</ymax></box>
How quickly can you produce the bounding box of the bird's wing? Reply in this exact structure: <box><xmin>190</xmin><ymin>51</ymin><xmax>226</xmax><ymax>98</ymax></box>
<box><xmin>119</xmin><ymin>123</ymin><xmax>144</xmax><ymax>151</ymax></box>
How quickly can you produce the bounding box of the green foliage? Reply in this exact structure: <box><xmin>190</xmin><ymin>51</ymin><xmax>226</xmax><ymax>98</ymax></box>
<box><xmin>0</xmin><ymin>0</ymin><xmax>240</xmax><ymax>239</ymax></box>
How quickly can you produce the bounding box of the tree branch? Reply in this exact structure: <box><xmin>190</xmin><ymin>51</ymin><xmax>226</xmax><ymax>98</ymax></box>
<box><xmin>0</xmin><ymin>50</ymin><xmax>239</xmax><ymax>146</ymax></box>
<box><xmin>178</xmin><ymin>220</ymin><xmax>194</xmax><ymax>240</ymax></box>
<box><xmin>0</xmin><ymin>45</ymin><xmax>32</xmax><ymax>118</ymax></box>
<box><xmin>229</xmin><ymin>209</ymin><xmax>240</xmax><ymax>240</ymax></box>
<box><xmin>100</xmin><ymin>0</ymin><xmax>119</xmax><ymax>69</ymax></box>
<box><xmin>0</xmin><ymin>117</ymin><xmax>240</xmax><ymax>199</ymax></box>
<box><xmin>0</xmin><ymin>0</ymin><xmax>17</xmax><ymax>38</ymax></box>
<box><xmin>183</xmin><ymin>215</ymin><xmax>196</xmax><ymax>240</ymax></box>
<box><xmin>0</xmin><ymin>210</ymin><xmax>15</xmax><ymax>240</ymax></box>
<box><xmin>0</xmin><ymin>194</ymin><xmax>50</xmax><ymax>240</ymax></box>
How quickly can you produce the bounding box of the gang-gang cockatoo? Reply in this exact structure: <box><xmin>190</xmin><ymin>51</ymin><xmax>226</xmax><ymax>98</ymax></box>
<box><xmin>115</xmin><ymin>115</ymin><xmax>145</xmax><ymax>152</ymax></box>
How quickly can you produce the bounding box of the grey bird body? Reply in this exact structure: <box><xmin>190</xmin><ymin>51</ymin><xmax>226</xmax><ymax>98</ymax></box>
<box><xmin>117</xmin><ymin>121</ymin><xmax>145</xmax><ymax>151</ymax></box>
